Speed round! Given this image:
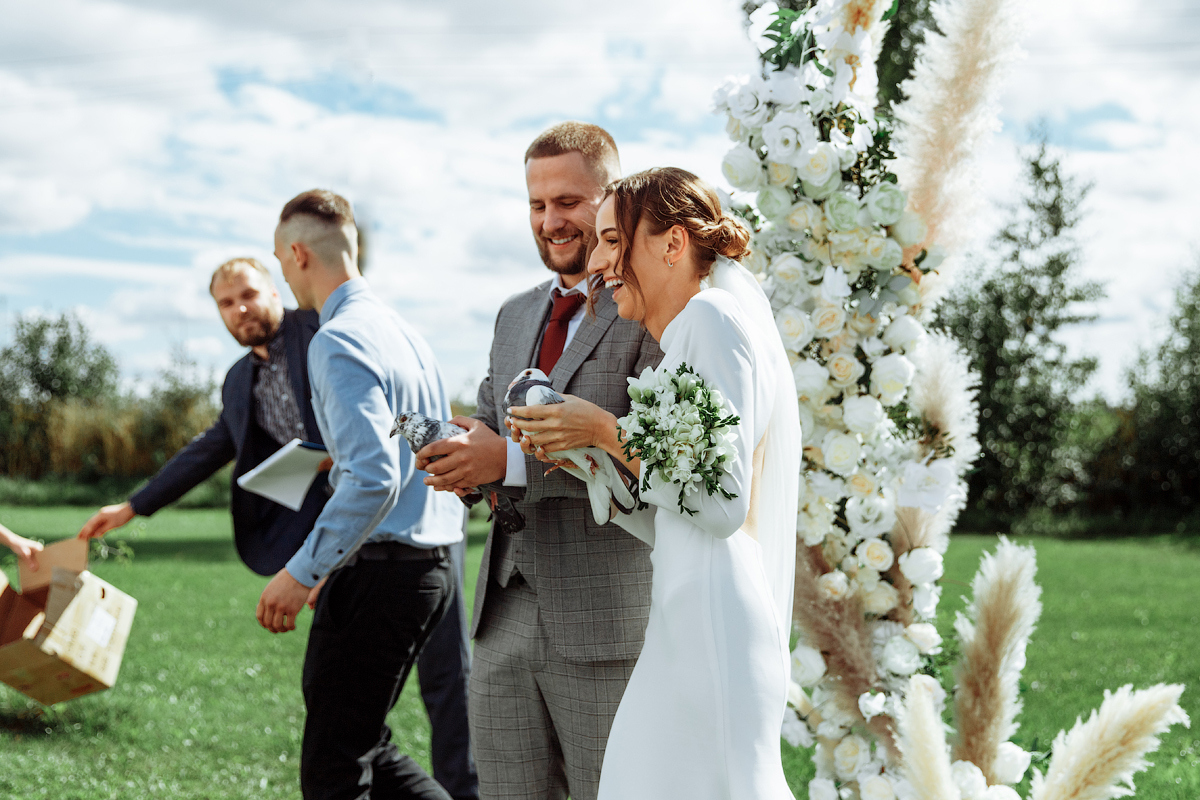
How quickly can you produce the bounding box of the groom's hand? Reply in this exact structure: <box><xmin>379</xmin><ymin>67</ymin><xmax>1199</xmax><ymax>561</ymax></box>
<box><xmin>256</xmin><ymin>568</ymin><xmax>310</xmax><ymax>633</ymax></box>
<box><xmin>418</xmin><ymin>416</ymin><xmax>507</xmax><ymax>490</ymax></box>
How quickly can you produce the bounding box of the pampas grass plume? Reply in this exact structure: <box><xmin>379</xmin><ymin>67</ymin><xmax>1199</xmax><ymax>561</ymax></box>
<box><xmin>1030</xmin><ymin>684</ymin><xmax>1190</xmax><ymax>800</ymax></box>
<box><xmin>897</xmin><ymin>674</ymin><xmax>959</xmax><ymax>800</ymax></box>
<box><xmin>908</xmin><ymin>331</ymin><xmax>982</xmax><ymax>476</ymax></box>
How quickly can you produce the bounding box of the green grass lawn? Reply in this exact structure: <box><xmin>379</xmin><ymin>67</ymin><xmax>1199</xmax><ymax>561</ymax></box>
<box><xmin>0</xmin><ymin>507</ymin><xmax>1196</xmax><ymax>799</ymax></box>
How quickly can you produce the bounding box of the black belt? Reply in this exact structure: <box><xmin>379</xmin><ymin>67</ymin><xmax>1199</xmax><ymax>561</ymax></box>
<box><xmin>346</xmin><ymin>541</ymin><xmax>450</xmax><ymax>566</ymax></box>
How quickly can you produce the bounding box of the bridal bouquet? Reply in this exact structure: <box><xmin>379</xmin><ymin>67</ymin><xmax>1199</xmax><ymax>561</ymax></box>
<box><xmin>618</xmin><ymin>363</ymin><xmax>740</xmax><ymax>516</ymax></box>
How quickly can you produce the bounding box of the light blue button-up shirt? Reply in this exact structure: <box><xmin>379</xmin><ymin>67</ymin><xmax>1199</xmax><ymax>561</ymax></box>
<box><xmin>284</xmin><ymin>277</ymin><xmax>463</xmax><ymax>588</ymax></box>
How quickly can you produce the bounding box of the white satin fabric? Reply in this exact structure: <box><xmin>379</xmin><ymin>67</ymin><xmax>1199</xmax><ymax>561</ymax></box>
<box><xmin>600</xmin><ymin>272</ymin><xmax>800</xmax><ymax>800</ymax></box>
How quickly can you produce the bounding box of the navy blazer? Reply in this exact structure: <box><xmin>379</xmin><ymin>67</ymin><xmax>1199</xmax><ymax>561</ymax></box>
<box><xmin>130</xmin><ymin>309</ymin><xmax>329</xmax><ymax>575</ymax></box>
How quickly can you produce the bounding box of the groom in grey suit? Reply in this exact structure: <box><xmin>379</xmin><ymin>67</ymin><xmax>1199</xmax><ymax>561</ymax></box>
<box><xmin>417</xmin><ymin>122</ymin><xmax>661</xmax><ymax>800</ymax></box>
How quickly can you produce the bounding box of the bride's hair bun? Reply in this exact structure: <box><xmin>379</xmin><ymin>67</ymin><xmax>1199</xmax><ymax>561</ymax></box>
<box><xmin>711</xmin><ymin>216</ymin><xmax>751</xmax><ymax>261</ymax></box>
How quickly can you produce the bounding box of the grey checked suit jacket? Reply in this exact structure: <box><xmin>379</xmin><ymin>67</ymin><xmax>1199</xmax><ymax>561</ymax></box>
<box><xmin>472</xmin><ymin>280</ymin><xmax>663</xmax><ymax>662</ymax></box>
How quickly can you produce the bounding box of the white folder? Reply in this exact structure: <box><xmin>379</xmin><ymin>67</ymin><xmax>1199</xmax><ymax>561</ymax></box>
<box><xmin>236</xmin><ymin>438</ymin><xmax>329</xmax><ymax>511</ymax></box>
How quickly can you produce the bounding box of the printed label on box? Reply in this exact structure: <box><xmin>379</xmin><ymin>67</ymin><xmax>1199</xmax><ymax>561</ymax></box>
<box><xmin>83</xmin><ymin>607</ymin><xmax>117</xmax><ymax>649</ymax></box>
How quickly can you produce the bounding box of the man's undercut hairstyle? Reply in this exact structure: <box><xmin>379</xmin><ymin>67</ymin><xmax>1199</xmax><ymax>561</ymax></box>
<box><xmin>210</xmin><ymin>257</ymin><xmax>274</xmax><ymax>295</ymax></box>
<box><xmin>524</xmin><ymin>121</ymin><xmax>621</xmax><ymax>185</ymax></box>
<box><xmin>279</xmin><ymin>189</ymin><xmax>356</xmax><ymax>228</ymax></box>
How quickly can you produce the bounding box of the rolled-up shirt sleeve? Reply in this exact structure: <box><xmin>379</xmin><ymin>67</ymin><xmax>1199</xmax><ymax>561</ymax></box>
<box><xmin>285</xmin><ymin>333</ymin><xmax>402</xmax><ymax>587</ymax></box>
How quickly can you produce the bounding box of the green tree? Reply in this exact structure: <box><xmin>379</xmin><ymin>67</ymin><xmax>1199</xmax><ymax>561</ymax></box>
<box><xmin>937</xmin><ymin>138</ymin><xmax>1104</xmax><ymax>513</ymax></box>
<box><xmin>0</xmin><ymin>312</ymin><xmax>118</xmax><ymax>403</ymax></box>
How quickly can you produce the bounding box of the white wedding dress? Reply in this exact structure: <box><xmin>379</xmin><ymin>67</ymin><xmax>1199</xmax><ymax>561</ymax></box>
<box><xmin>599</xmin><ymin>265</ymin><xmax>801</xmax><ymax>800</ymax></box>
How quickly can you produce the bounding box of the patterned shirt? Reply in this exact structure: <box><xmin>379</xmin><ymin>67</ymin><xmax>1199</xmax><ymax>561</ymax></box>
<box><xmin>249</xmin><ymin>321</ymin><xmax>308</xmax><ymax>445</ymax></box>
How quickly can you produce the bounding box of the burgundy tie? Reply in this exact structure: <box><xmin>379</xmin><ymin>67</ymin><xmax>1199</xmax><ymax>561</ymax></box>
<box><xmin>537</xmin><ymin>289</ymin><xmax>586</xmax><ymax>375</ymax></box>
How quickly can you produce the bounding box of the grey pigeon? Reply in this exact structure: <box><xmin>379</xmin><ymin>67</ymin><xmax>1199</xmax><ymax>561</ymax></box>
<box><xmin>390</xmin><ymin>411</ymin><xmax>525</xmax><ymax>535</ymax></box>
<box><xmin>503</xmin><ymin>368</ymin><xmax>639</xmax><ymax>525</ymax></box>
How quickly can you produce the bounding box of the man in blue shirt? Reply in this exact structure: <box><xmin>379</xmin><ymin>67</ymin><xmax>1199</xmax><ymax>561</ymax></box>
<box><xmin>257</xmin><ymin>188</ymin><xmax>462</xmax><ymax>800</ymax></box>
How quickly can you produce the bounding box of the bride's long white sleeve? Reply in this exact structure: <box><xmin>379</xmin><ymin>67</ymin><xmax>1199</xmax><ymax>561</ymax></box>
<box><xmin>637</xmin><ymin>295</ymin><xmax>756</xmax><ymax>540</ymax></box>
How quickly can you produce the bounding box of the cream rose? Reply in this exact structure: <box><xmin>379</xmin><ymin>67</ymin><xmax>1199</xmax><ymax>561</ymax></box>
<box><xmin>882</xmin><ymin>636</ymin><xmax>921</xmax><ymax>675</ymax></box>
<box><xmin>785</xmin><ymin>198</ymin><xmax>822</xmax><ymax>232</ymax></box>
<box><xmin>791</xmin><ymin>643</ymin><xmax>827</xmax><ymax>686</ymax></box>
<box><xmin>811</xmin><ymin>304</ymin><xmax>847</xmax><ymax>338</ymax></box>
<box><xmin>776</xmin><ymin>306</ymin><xmax>815</xmax><ymax>351</ymax></box>
<box><xmin>818</xmin><ymin>570</ymin><xmax>851</xmax><ymax>601</ymax></box>
<box><xmin>725</xmin><ymin>114</ymin><xmax>750</xmax><ymax>143</ymax></box>
<box><xmin>870</xmin><ymin>352</ymin><xmax>916</xmax><ymax>406</ymax></box>
<box><xmin>856</xmin><ymin>537</ymin><xmax>895</xmax><ymax>572</ymax></box>
<box><xmin>767</xmin><ymin>161</ymin><xmax>797</xmax><ymax>187</ymax></box>
<box><xmin>889</xmin><ymin>210</ymin><xmax>928</xmax><ymax>247</ymax></box>
<box><xmin>771</xmin><ymin>254</ymin><xmax>807</xmax><ymax>288</ymax></box>
<box><xmin>823</xmin><ymin>191</ymin><xmax>861</xmax><ymax>232</ymax></box>
<box><xmin>859</xmin><ymin>774</ymin><xmax>897</xmax><ymax>800</ymax></box>
<box><xmin>992</xmin><ymin>742</ymin><xmax>1032</xmax><ymax>785</ymax></box>
<box><xmin>871</xmin><ymin>237</ymin><xmax>904</xmax><ymax>270</ymax></box>
<box><xmin>863</xmin><ymin>581</ymin><xmax>899</xmax><ymax>614</ymax></box>
<box><xmin>721</xmin><ymin>142</ymin><xmax>765</xmax><ymax>191</ymax></box>
<box><xmin>808</xmin><ymin>778</ymin><xmax>839</xmax><ymax>800</ymax></box>
<box><xmin>793</xmin><ymin>359</ymin><xmax>831</xmax><ymax>399</ymax></box>
<box><xmin>821</xmin><ymin>431</ymin><xmax>862</xmax><ymax>476</ymax></box>
<box><xmin>795</xmin><ymin>141</ymin><xmax>840</xmax><ymax>186</ymax></box>
<box><xmin>757</xmin><ymin>185</ymin><xmax>794</xmax><ymax>221</ymax></box>
<box><xmin>842</xmin><ymin>394</ymin><xmax>885</xmax><ymax>435</ymax></box>
<box><xmin>882</xmin><ymin>314</ymin><xmax>926</xmax><ymax>354</ymax></box>
<box><xmin>904</xmin><ymin>622</ymin><xmax>943</xmax><ymax>654</ymax></box>
<box><xmin>833</xmin><ymin>734</ymin><xmax>871</xmax><ymax>779</ymax></box>
<box><xmin>864</xmin><ymin>181</ymin><xmax>906</xmax><ymax>226</ymax></box>
<box><xmin>846</xmin><ymin>493</ymin><xmax>897</xmax><ymax>538</ymax></box>
<box><xmin>912</xmin><ymin>583</ymin><xmax>941</xmax><ymax>618</ymax></box>
<box><xmin>801</xmin><ymin>169</ymin><xmax>842</xmax><ymax>200</ymax></box>
<box><xmin>898</xmin><ymin>547</ymin><xmax>944</xmax><ymax>584</ymax></box>
<box><xmin>826</xmin><ymin>351</ymin><xmax>865</xmax><ymax>388</ymax></box>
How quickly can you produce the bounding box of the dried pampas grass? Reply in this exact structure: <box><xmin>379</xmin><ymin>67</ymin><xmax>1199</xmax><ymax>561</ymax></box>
<box><xmin>896</xmin><ymin>674</ymin><xmax>958</xmax><ymax>800</ymax></box>
<box><xmin>1030</xmin><ymin>684</ymin><xmax>1190</xmax><ymax>800</ymax></box>
<box><xmin>892</xmin><ymin>0</ymin><xmax>1027</xmax><ymax>277</ymax></box>
<box><xmin>908</xmin><ymin>332</ymin><xmax>981</xmax><ymax>476</ymax></box>
<box><xmin>952</xmin><ymin>537</ymin><xmax>1042</xmax><ymax>782</ymax></box>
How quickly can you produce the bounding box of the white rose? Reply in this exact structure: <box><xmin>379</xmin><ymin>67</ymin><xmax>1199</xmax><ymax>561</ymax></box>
<box><xmin>819</xmin><ymin>265</ymin><xmax>852</xmax><ymax>304</ymax></box>
<box><xmin>983</xmin><ymin>787</ymin><xmax>1022</xmax><ymax>800</ymax></box>
<box><xmin>762</xmin><ymin>112</ymin><xmax>811</xmax><ymax>163</ymax></box>
<box><xmin>882</xmin><ymin>636</ymin><xmax>921</xmax><ymax>675</ymax></box>
<box><xmin>821</xmin><ymin>431</ymin><xmax>862</xmax><ymax>476</ymax></box>
<box><xmin>826</xmin><ymin>351</ymin><xmax>865</xmax><ymax>388</ymax></box>
<box><xmin>863</xmin><ymin>581</ymin><xmax>899</xmax><ymax>614</ymax></box>
<box><xmin>776</xmin><ymin>306</ymin><xmax>815</xmax><ymax>351</ymax></box>
<box><xmin>846</xmin><ymin>470</ymin><xmax>878</xmax><ymax>497</ymax></box>
<box><xmin>808</xmin><ymin>778</ymin><xmax>839</xmax><ymax>800</ymax></box>
<box><xmin>842</xmin><ymin>395</ymin><xmax>885</xmax><ymax>434</ymax></box>
<box><xmin>795</xmin><ymin>141</ymin><xmax>840</xmax><ymax>185</ymax></box>
<box><xmin>833</xmin><ymin>734</ymin><xmax>871</xmax><ymax>779</ymax></box>
<box><xmin>846</xmin><ymin>493</ymin><xmax>897</xmax><ymax>538</ymax></box>
<box><xmin>992</xmin><ymin>742</ymin><xmax>1032</xmax><ymax>785</ymax></box>
<box><xmin>824</xmin><ymin>191</ymin><xmax>861</xmax><ymax>232</ymax></box>
<box><xmin>897</xmin><ymin>283</ymin><xmax>921</xmax><ymax>306</ymax></box>
<box><xmin>896</xmin><ymin>460</ymin><xmax>959</xmax><ymax>514</ymax></box>
<box><xmin>770</xmin><ymin>253</ymin><xmax>807</xmax><ymax>287</ymax></box>
<box><xmin>781</xmin><ymin>707</ymin><xmax>814</xmax><ymax>748</ymax></box>
<box><xmin>882</xmin><ymin>314</ymin><xmax>926</xmax><ymax>354</ymax></box>
<box><xmin>757</xmin><ymin>185</ymin><xmax>794</xmax><ymax>221</ymax></box>
<box><xmin>898</xmin><ymin>547</ymin><xmax>944</xmax><ymax>585</ymax></box>
<box><xmin>811</xmin><ymin>304</ymin><xmax>847</xmax><ymax>338</ymax></box>
<box><xmin>793</xmin><ymin>359</ymin><xmax>831</xmax><ymax>399</ymax></box>
<box><xmin>801</xmin><ymin>170</ymin><xmax>843</xmax><ymax>200</ymax></box>
<box><xmin>904</xmin><ymin>622</ymin><xmax>943</xmax><ymax>654</ymax></box>
<box><xmin>797</xmin><ymin>504</ymin><xmax>833</xmax><ymax>546</ymax></box>
<box><xmin>889</xmin><ymin>210</ymin><xmax>927</xmax><ymax>247</ymax></box>
<box><xmin>729</xmin><ymin>77</ymin><xmax>770</xmax><ymax>126</ymax></box>
<box><xmin>856</xmin><ymin>537</ymin><xmax>895</xmax><ymax>572</ymax></box>
<box><xmin>791</xmin><ymin>643</ymin><xmax>827</xmax><ymax>686</ymax></box>
<box><xmin>818</xmin><ymin>570</ymin><xmax>850</xmax><ymax>601</ymax></box>
<box><xmin>858</xmin><ymin>691</ymin><xmax>887</xmax><ymax>721</ymax></box>
<box><xmin>725</xmin><ymin>114</ymin><xmax>750</xmax><ymax>143</ymax></box>
<box><xmin>864</xmin><ymin>181</ymin><xmax>906</xmax><ymax>226</ymax></box>
<box><xmin>870</xmin><ymin>352</ymin><xmax>916</xmax><ymax>406</ymax></box>
<box><xmin>859</xmin><ymin>774</ymin><xmax>897</xmax><ymax>800</ymax></box>
<box><xmin>912</xmin><ymin>583</ymin><xmax>942</xmax><ymax>618</ymax></box>
<box><xmin>767</xmin><ymin>66</ymin><xmax>809</xmax><ymax>108</ymax></box>
<box><xmin>870</xmin><ymin>237</ymin><xmax>904</xmax><ymax>270</ymax></box>
<box><xmin>721</xmin><ymin>142</ymin><xmax>765</xmax><ymax>191</ymax></box>
<box><xmin>808</xmin><ymin>471</ymin><xmax>845</xmax><ymax>501</ymax></box>
<box><xmin>951</xmin><ymin>760</ymin><xmax>989</xmax><ymax>800</ymax></box>
<box><xmin>767</xmin><ymin>161</ymin><xmax>797</xmax><ymax>187</ymax></box>
<box><xmin>785</xmin><ymin>198</ymin><xmax>822</xmax><ymax>232</ymax></box>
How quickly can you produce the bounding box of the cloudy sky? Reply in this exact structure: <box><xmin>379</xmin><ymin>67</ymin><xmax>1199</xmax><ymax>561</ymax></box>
<box><xmin>0</xmin><ymin>0</ymin><xmax>1196</xmax><ymax>403</ymax></box>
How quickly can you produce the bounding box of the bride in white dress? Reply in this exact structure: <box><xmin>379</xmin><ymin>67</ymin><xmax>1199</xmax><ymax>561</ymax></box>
<box><xmin>510</xmin><ymin>167</ymin><xmax>801</xmax><ymax>799</ymax></box>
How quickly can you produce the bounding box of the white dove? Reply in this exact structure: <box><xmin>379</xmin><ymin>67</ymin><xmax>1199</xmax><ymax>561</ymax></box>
<box><xmin>504</xmin><ymin>368</ymin><xmax>639</xmax><ymax>525</ymax></box>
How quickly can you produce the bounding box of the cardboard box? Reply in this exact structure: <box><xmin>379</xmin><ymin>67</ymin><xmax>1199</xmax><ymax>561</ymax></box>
<box><xmin>0</xmin><ymin>539</ymin><xmax>138</xmax><ymax>705</ymax></box>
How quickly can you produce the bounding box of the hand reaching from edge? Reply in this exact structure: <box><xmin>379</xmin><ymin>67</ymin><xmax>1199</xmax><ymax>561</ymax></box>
<box><xmin>77</xmin><ymin>502</ymin><xmax>136</xmax><ymax>540</ymax></box>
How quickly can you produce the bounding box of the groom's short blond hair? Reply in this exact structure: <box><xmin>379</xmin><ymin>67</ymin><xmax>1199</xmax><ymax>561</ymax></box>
<box><xmin>524</xmin><ymin>121</ymin><xmax>621</xmax><ymax>185</ymax></box>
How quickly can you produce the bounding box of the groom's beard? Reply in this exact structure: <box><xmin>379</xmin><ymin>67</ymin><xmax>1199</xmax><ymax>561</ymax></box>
<box><xmin>536</xmin><ymin>228</ymin><xmax>594</xmax><ymax>278</ymax></box>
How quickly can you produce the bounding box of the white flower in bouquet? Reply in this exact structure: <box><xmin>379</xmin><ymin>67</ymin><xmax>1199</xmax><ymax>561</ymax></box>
<box><xmin>797</xmin><ymin>504</ymin><xmax>833</xmax><ymax>546</ymax></box>
<box><xmin>766</xmin><ymin>161</ymin><xmax>797</xmax><ymax>187</ymax></box>
<box><xmin>781</xmin><ymin>707</ymin><xmax>814</xmax><ymax>747</ymax></box>
<box><xmin>846</xmin><ymin>493</ymin><xmax>896</xmax><ymax>538</ymax></box>
<box><xmin>983</xmin><ymin>787</ymin><xmax>1022</xmax><ymax>800</ymax></box>
<box><xmin>792</xmin><ymin>643</ymin><xmax>827</xmax><ymax>686</ymax></box>
<box><xmin>860</xmin><ymin>336</ymin><xmax>887</xmax><ymax>361</ymax></box>
<box><xmin>833</xmin><ymin>734</ymin><xmax>872</xmax><ymax>780</ymax></box>
<box><xmin>870</xmin><ymin>352</ymin><xmax>915</xmax><ymax>406</ymax></box>
<box><xmin>766</xmin><ymin>64</ymin><xmax>808</xmax><ymax>107</ymax></box>
<box><xmin>802</xmin><ymin>170</ymin><xmax>843</xmax><ymax>200</ymax></box>
<box><xmin>797</xmin><ymin>402</ymin><xmax>816</xmax><ymax>442</ymax></box>
<box><xmin>776</xmin><ymin>305</ymin><xmax>815</xmax><ymax>351</ymax></box>
<box><xmin>849</xmin><ymin>310</ymin><xmax>882</xmax><ymax>335</ymax></box>
<box><xmin>898</xmin><ymin>547</ymin><xmax>944</xmax><ymax>584</ymax></box>
<box><xmin>808</xmin><ymin>778</ymin><xmax>839</xmax><ymax>800</ymax></box>
<box><xmin>904</xmin><ymin>622</ymin><xmax>943</xmax><ymax>654</ymax></box>
<box><xmin>821</xmin><ymin>430</ymin><xmax>862</xmax><ymax>476</ymax></box>
<box><xmin>863</xmin><ymin>580</ymin><xmax>899</xmax><ymax>614</ymax></box>
<box><xmin>846</xmin><ymin>469</ymin><xmax>879</xmax><ymax>498</ymax></box>
<box><xmin>889</xmin><ymin>210</ymin><xmax>927</xmax><ymax>248</ymax></box>
<box><xmin>818</xmin><ymin>569</ymin><xmax>851</xmax><ymax>600</ymax></box>
<box><xmin>951</xmin><ymin>760</ymin><xmax>988</xmax><ymax>800</ymax></box>
<box><xmin>864</xmin><ymin>181</ymin><xmax>906</xmax><ymax>226</ymax></box>
<box><xmin>859</xmin><ymin>774</ymin><xmax>897</xmax><ymax>800</ymax></box>
<box><xmin>912</xmin><ymin>583</ymin><xmax>942</xmax><ymax>619</ymax></box>
<box><xmin>856</xmin><ymin>537</ymin><xmax>895</xmax><ymax>572</ymax></box>
<box><xmin>827</xmin><ymin>351</ymin><xmax>865</xmax><ymax>388</ymax></box>
<box><xmin>721</xmin><ymin>142</ymin><xmax>765</xmax><ymax>191</ymax></box>
<box><xmin>896</xmin><ymin>460</ymin><xmax>959</xmax><ymax>513</ymax></box>
<box><xmin>896</xmin><ymin>282</ymin><xmax>921</xmax><ymax>307</ymax></box>
<box><xmin>842</xmin><ymin>394</ymin><xmax>886</xmax><ymax>434</ymax></box>
<box><xmin>866</xmin><ymin>236</ymin><xmax>904</xmax><ymax>270</ymax></box>
<box><xmin>858</xmin><ymin>691</ymin><xmax>888</xmax><ymax>721</ymax></box>
<box><xmin>808</xmin><ymin>471</ymin><xmax>846</xmax><ymax>501</ymax></box>
<box><xmin>811</xmin><ymin>302</ymin><xmax>847</xmax><ymax>338</ymax></box>
<box><xmin>763</xmin><ymin>112</ymin><xmax>813</xmax><ymax>163</ymax></box>
<box><xmin>794</xmin><ymin>359</ymin><xmax>833</xmax><ymax>400</ymax></box>
<box><xmin>742</xmin><ymin>246</ymin><xmax>769</xmax><ymax>276</ymax></box>
<box><xmin>725</xmin><ymin>114</ymin><xmax>752</xmax><ymax>144</ymax></box>
<box><xmin>992</xmin><ymin>741</ymin><xmax>1032</xmax><ymax>785</ymax></box>
<box><xmin>819</xmin><ymin>265</ymin><xmax>853</xmax><ymax>303</ymax></box>
<box><xmin>882</xmin><ymin>314</ymin><xmax>926</xmax><ymax>354</ymax></box>
<box><xmin>728</xmin><ymin>76</ymin><xmax>771</xmax><ymax>127</ymax></box>
<box><xmin>795</xmin><ymin>141</ymin><xmax>840</xmax><ymax>185</ymax></box>
<box><xmin>823</xmin><ymin>191</ymin><xmax>861</xmax><ymax>232</ymax></box>
<box><xmin>757</xmin><ymin>185</ymin><xmax>795</xmax><ymax>222</ymax></box>
<box><xmin>784</xmin><ymin>198</ymin><xmax>823</xmax><ymax>233</ymax></box>
<box><xmin>881</xmin><ymin>635</ymin><xmax>921</xmax><ymax>676</ymax></box>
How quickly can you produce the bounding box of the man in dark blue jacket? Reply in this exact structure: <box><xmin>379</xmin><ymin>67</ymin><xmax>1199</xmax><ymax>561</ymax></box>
<box><xmin>78</xmin><ymin>257</ymin><xmax>478</xmax><ymax>800</ymax></box>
